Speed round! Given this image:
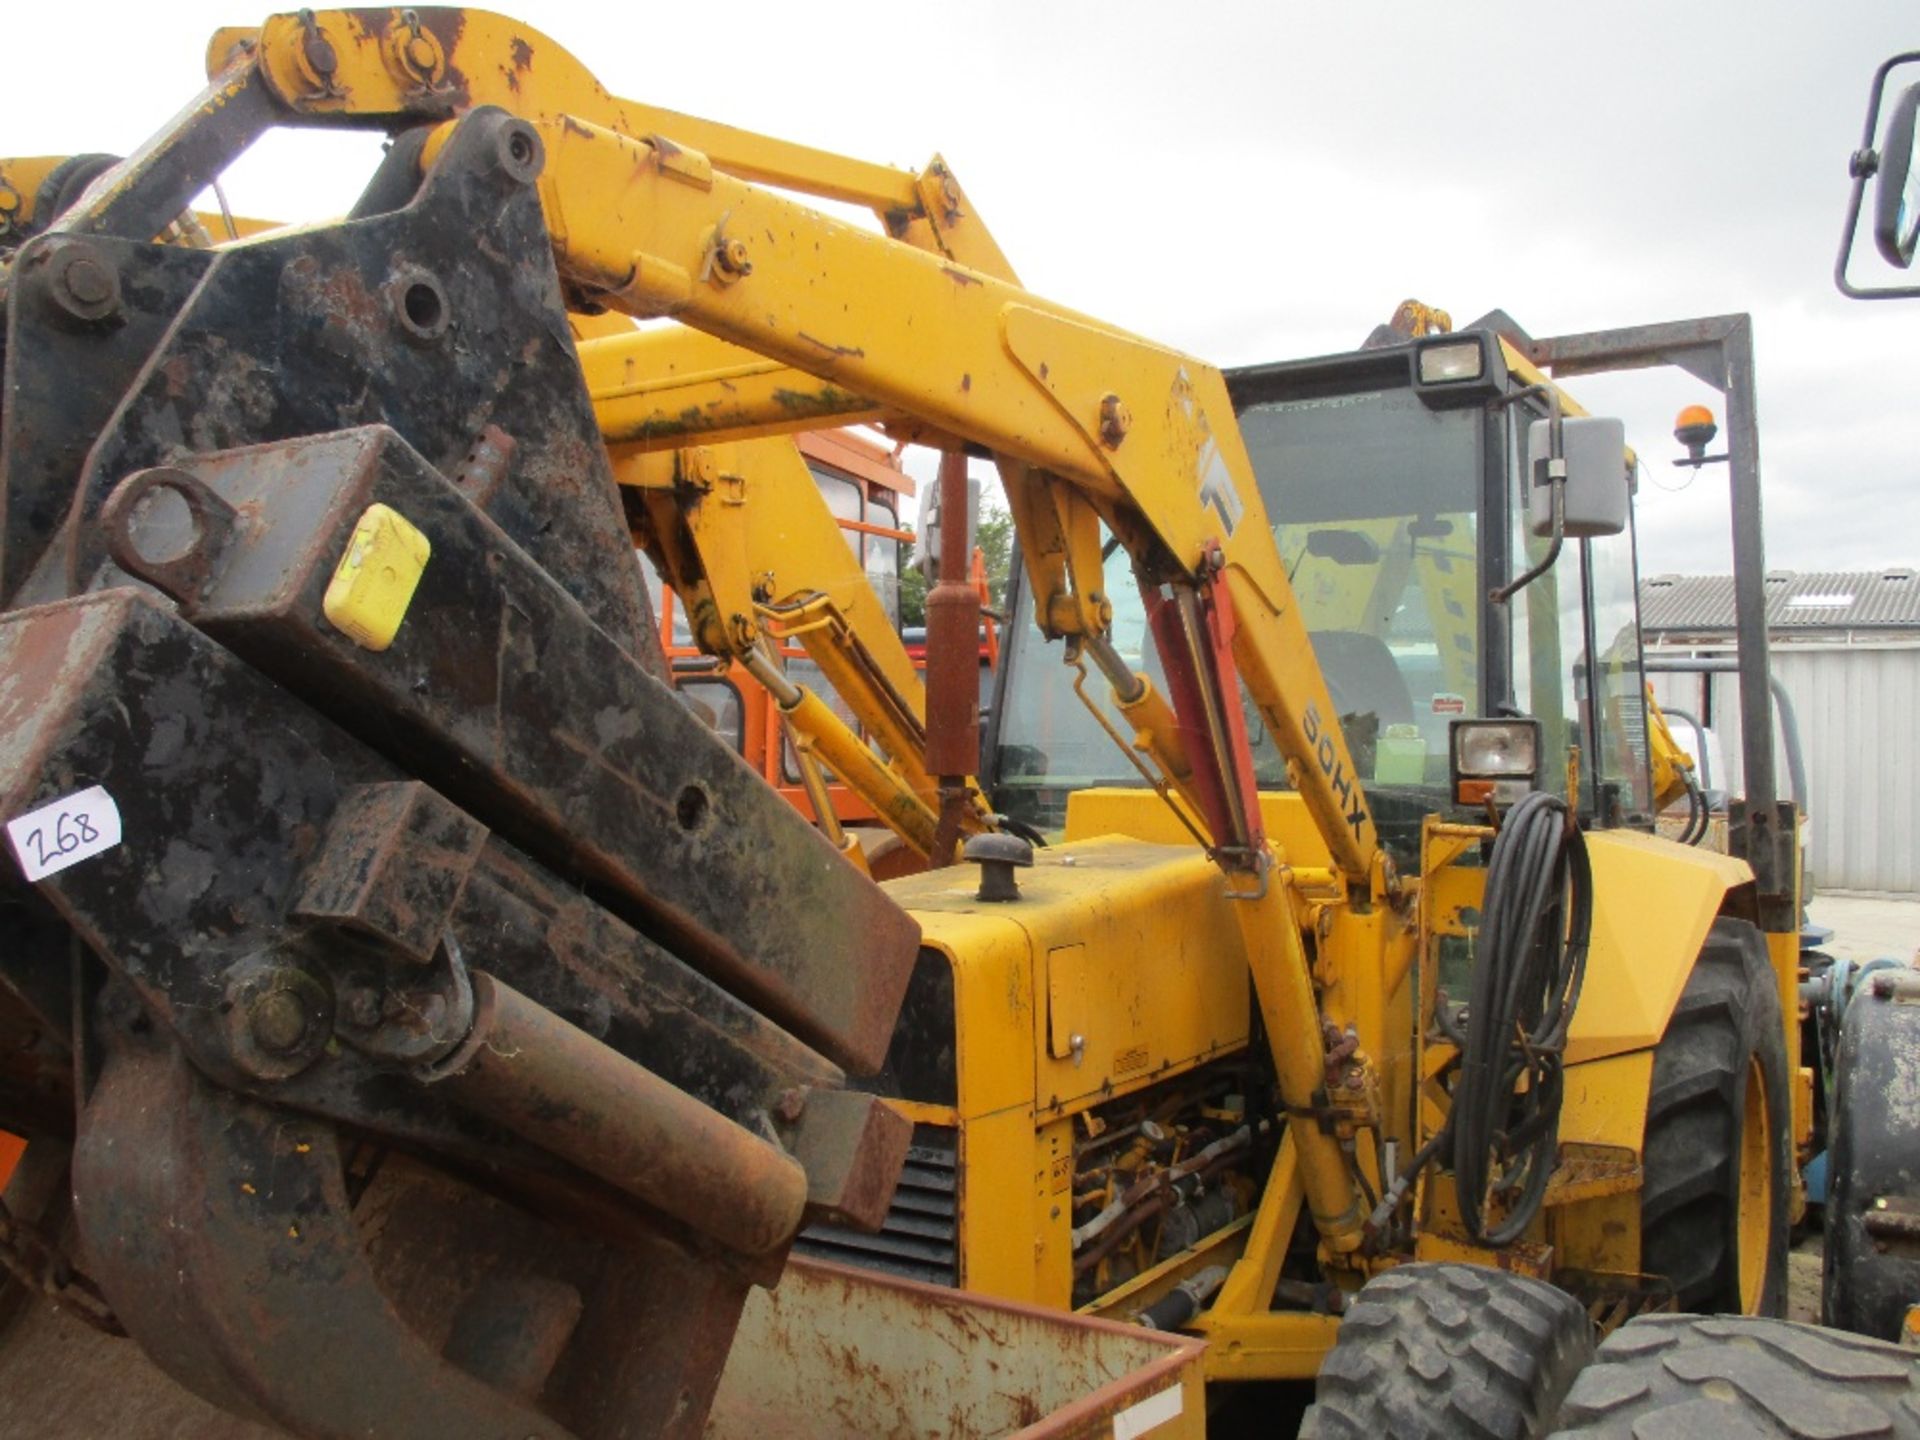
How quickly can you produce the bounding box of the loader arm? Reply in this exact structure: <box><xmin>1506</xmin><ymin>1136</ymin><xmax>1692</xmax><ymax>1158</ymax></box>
<box><xmin>539</xmin><ymin>122</ymin><xmax>1380</xmax><ymax>882</ymax></box>
<box><xmin>63</xmin><ymin>4</ymin><xmax>1381</xmax><ymax>889</ymax></box>
<box><xmin>205</xmin><ymin>9</ymin><xmax>1018</xmax><ymax>279</ymax></box>
<box><xmin>0</xmin><ymin>32</ymin><xmax>942</xmax><ymax>1437</ymax></box>
<box><xmin>205</xmin><ymin>7</ymin><xmax>1391</xmax><ymax>1259</ymax></box>
<box><xmin>195</xmin><ymin>11</ymin><xmax>1380</xmax><ymax>886</ymax></box>
<box><xmin>3</xmin><ymin>156</ymin><xmax>988</xmax><ymax>872</ymax></box>
<box><xmin>0</xmin><ymin>153</ymin><xmax>278</xmax><ymax>251</ymax></box>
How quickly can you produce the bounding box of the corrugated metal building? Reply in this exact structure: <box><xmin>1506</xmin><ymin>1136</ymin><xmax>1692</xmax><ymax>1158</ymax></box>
<box><xmin>1641</xmin><ymin>568</ymin><xmax>1920</xmax><ymax>895</ymax></box>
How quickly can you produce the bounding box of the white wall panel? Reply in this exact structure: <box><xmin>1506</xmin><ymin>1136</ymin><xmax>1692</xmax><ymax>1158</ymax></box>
<box><xmin>1649</xmin><ymin>644</ymin><xmax>1920</xmax><ymax>894</ymax></box>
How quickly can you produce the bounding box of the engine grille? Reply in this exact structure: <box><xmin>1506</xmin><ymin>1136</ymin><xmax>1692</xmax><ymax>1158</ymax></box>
<box><xmin>794</xmin><ymin>1124</ymin><xmax>957</xmax><ymax>1287</ymax></box>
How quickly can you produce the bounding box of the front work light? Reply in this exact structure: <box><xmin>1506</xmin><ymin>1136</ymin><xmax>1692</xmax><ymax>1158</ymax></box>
<box><xmin>1417</xmin><ymin>340</ymin><xmax>1486</xmax><ymax>384</ymax></box>
<box><xmin>1412</xmin><ymin>333</ymin><xmax>1504</xmax><ymax>409</ymax></box>
<box><xmin>1450</xmin><ymin>718</ymin><xmax>1542</xmax><ymax>807</ymax></box>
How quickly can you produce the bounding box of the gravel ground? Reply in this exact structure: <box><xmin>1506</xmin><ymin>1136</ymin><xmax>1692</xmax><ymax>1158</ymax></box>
<box><xmin>1789</xmin><ymin>1234</ymin><xmax>1822</xmax><ymax>1323</ymax></box>
<box><xmin>1806</xmin><ymin>892</ymin><xmax>1920</xmax><ymax>964</ymax></box>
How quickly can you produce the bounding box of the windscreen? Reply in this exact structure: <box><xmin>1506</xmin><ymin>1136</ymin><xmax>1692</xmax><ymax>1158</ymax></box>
<box><xmin>992</xmin><ymin>386</ymin><xmax>1483</xmax><ymax>848</ymax></box>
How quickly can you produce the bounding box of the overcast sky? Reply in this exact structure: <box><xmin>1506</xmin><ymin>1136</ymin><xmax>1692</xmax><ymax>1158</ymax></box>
<box><xmin>6</xmin><ymin>1</ymin><xmax>1914</xmax><ymax>577</ymax></box>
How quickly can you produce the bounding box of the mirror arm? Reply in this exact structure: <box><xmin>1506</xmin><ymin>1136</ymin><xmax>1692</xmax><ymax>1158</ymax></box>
<box><xmin>1835</xmin><ymin>50</ymin><xmax>1920</xmax><ymax>300</ymax></box>
<box><xmin>1490</xmin><ymin>385</ymin><xmax>1565</xmax><ymax>606</ymax></box>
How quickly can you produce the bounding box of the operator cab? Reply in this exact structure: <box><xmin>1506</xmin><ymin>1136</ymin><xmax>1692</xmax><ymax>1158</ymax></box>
<box><xmin>985</xmin><ymin>316</ymin><xmax>1651</xmax><ymax>866</ymax></box>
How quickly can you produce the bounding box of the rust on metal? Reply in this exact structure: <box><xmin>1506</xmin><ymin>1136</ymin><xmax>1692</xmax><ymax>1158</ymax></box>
<box><xmin>1864</xmin><ymin>1195</ymin><xmax>1920</xmax><ymax>1244</ymax></box>
<box><xmin>289</xmin><ymin>780</ymin><xmax>489</xmax><ymax>966</ymax></box>
<box><xmin>923</xmin><ymin>449</ymin><xmax>980</xmax><ymax>768</ymax></box>
<box><xmin>0</xmin><ymin>29</ymin><xmax>931</xmax><ymax>1440</ymax></box>
<box><xmin>429</xmin><ymin>972</ymin><xmax>810</xmax><ymax>1256</ymax></box>
<box><xmin>1541</xmin><ymin>1143</ymin><xmax>1644</xmax><ymax>1208</ymax></box>
<box><xmin>154</xmin><ymin>424</ymin><xmax>919</xmax><ymax>1072</ymax></box>
<box><xmin>706</xmin><ymin>1257</ymin><xmax>1205</xmax><ymax>1439</ymax></box>
<box><xmin>785</xmin><ymin>1088</ymin><xmax>912</xmax><ymax>1231</ymax></box>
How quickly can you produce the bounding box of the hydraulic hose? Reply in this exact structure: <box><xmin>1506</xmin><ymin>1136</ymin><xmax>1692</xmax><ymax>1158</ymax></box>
<box><xmin>1681</xmin><ymin>769</ymin><xmax>1710</xmax><ymax>846</ymax></box>
<box><xmin>1450</xmin><ymin>791</ymin><xmax>1592</xmax><ymax>1247</ymax></box>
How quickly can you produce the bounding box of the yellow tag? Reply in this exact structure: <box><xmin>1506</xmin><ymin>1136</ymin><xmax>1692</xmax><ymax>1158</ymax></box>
<box><xmin>321</xmin><ymin>503</ymin><xmax>430</xmax><ymax>652</ymax></box>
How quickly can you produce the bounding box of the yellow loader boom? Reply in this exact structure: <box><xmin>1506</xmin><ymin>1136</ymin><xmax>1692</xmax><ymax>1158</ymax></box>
<box><xmin>185</xmin><ymin>8</ymin><xmax>1379</xmax><ymax>891</ymax></box>
<box><xmin>149</xmin><ymin>17</ymin><xmax>1392</xmax><ymax>1258</ymax></box>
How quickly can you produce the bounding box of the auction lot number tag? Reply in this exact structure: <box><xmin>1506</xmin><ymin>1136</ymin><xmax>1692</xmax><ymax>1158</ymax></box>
<box><xmin>7</xmin><ymin>786</ymin><xmax>123</xmax><ymax>881</ymax></box>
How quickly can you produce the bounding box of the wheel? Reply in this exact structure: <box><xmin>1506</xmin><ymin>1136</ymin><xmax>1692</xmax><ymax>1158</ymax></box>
<box><xmin>1300</xmin><ymin>1263</ymin><xmax>1594</xmax><ymax>1440</ymax></box>
<box><xmin>1640</xmin><ymin>917</ymin><xmax>1790</xmax><ymax>1315</ymax></box>
<box><xmin>1823</xmin><ymin>969</ymin><xmax>1920</xmax><ymax>1340</ymax></box>
<box><xmin>1547</xmin><ymin>1313</ymin><xmax>1920</xmax><ymax>1436</ymax></box>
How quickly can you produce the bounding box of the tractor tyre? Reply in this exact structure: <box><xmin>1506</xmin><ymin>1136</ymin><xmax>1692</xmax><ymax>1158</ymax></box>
<box><xmin>1639</xmin><ymin>917</ymin><xmax>1790</xmax><ymax>1315</ymax></box>
<box><xmin>1547</xmin><ymin>1313</ymin><xmax>1920</xmax><ymax>1437</ymax></box>
<box><xmin>1299</xmin><ymin>1263</ymin><xmax>1594</xmax><ymax>1440</ymax></box>
<box><xmin>1823</xmin><ymin>969</ymin><xmax>1920</xmax><ymax>1341</ymax></box>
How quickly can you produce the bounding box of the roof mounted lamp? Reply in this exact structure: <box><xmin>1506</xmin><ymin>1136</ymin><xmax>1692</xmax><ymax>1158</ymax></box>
<box><xmin>1673</xmin><ymin>405</ymin><xmax>1729</xmax><ymax>471</ymax></box>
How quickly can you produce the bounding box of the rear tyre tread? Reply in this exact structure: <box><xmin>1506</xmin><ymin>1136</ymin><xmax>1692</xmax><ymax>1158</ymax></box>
<box><xmin>1301</xmin><ymin>1263</ymin><xmax>1595</xmax><ymax>1440</ymax></box>
<box><xmin>1639</xmin><ymin>918</ymin><xmax>1790</xmax><ymax>1316</ymax></box>
<box><xmin>1547</xmin><ymin>1314</ymin><xmax>1920</xmax><ymax>1437</ymax></box>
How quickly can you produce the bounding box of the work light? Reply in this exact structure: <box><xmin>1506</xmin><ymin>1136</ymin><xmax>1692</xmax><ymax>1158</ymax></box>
<box><xmin>1416</xmin><ymin>340</ymin><xmax>1486</xmax><ymax>384</ymax></box>
<box><xmin>1449</xmin><ymin>719</ymin><xmax>1542</xmax><ymax>806</ymax></box>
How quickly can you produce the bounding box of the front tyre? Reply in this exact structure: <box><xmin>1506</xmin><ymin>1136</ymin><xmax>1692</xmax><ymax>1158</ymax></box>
<box><xmin>1548</xmin><ymin>1314</ymin><xmax>1920</xmax><ymax>1437</ymax></box>
<box><xmin>1300</xmin><ymin>1262</ymin><xmax>1594</xmax><ymax>1440</ymax></box>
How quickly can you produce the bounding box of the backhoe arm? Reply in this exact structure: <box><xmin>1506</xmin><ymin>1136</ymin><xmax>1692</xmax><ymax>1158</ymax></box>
<box><xmin>624</xmin><ymin>436</ymin><xmax>993</xmax><ymax>861</ymax></box>
<box><xmin>1645</xmin><ymin>683</ymin><xmax>1699</xmax><ymax>811</ymax></box>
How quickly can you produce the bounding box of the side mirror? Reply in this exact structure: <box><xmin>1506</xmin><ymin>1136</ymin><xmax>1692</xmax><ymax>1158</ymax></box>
<box><xmin>1526</xmin><ymin>416</ymin><xmax>1628</xmax><ymax>539</ymax></box>
<box><xmin>1877</xmin><ymin>81</ymin><xmax>1920</xmax><ymax>266</ymax></box>
<box><xmin>1835</xmin><ymin>52</ymin><xmax>1920</xmax><ymax>299</ymax></box>
<box><xmin>915</xmin><ymin>474</ymin><xmax>979</xmax><ymax>583</ymax></box>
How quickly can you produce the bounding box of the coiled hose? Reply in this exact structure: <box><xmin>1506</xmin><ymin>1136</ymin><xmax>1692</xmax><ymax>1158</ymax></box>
<box><xmin>1448</xmin><ymin>790</ymin><xmax>1593</xmax><ymax>1246</ymax></box>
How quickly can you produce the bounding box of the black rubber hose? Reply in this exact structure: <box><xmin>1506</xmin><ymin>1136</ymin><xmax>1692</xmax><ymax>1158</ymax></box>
<box><xmin>1684</xmin><ymin>771</ymin><xmax>1710</xmax><ymax>846</ymax></box>
<box><xmin>1450</xmin><ymin>791</ymin><xmax>1592</xmax><ymax>1247</ymax></box>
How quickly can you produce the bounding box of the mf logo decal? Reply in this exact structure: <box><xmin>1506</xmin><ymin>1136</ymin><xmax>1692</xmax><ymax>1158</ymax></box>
<box><xmin>1303</xmin><ymin>703</ymin><xmax>1369</xmax><ymax>840</ymax></box>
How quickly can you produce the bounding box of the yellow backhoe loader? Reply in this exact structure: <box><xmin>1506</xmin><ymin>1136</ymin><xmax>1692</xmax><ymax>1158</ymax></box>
<box><xmin>1</xmin><ymin>10</ymin><xmax>1915</xmax><ymax>1438</ymax></box>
